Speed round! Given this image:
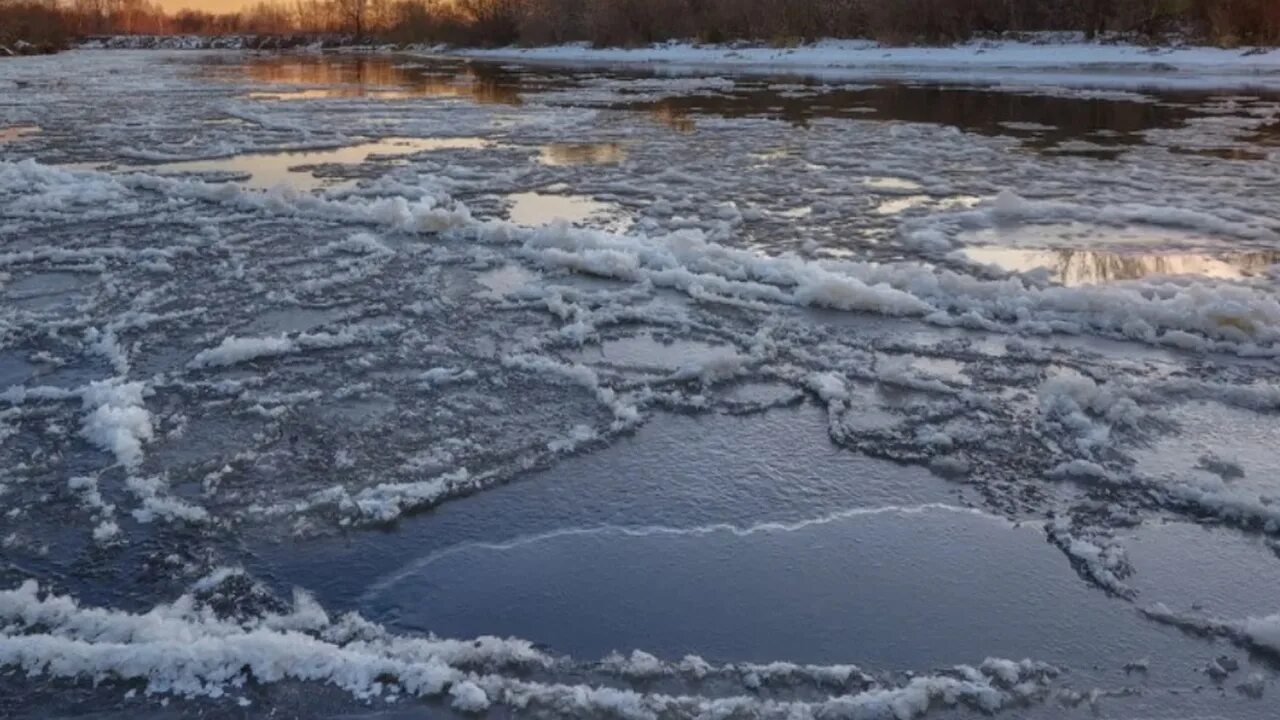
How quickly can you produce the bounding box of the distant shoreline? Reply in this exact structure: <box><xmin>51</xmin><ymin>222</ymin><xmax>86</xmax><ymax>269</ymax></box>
<box><xmin>50</xmin><ymin>34</ymin><xmax>1280</xmax><ymax>92</ymax></box>
<box><xmin>436</xmin><ymin>37</ymin><xmax>1280</xmax><ymax>91</ymax></box>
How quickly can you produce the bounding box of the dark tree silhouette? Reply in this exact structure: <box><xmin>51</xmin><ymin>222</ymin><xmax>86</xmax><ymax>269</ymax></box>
<box><xmin>3</xmin><ymin>0</ymin><xmax>1279</xmax><ymax>52</ymax></box>
<box><xmin>331</xmin><ymin>0</ymin><xmax>367</xmax><ymax>38</ymax></box>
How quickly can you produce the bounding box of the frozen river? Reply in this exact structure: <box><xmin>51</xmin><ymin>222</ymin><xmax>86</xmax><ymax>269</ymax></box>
<box><xmin>2</xmin><ymin>50</ymin><xmax>1280</xmax><ymax>718</ymax></box>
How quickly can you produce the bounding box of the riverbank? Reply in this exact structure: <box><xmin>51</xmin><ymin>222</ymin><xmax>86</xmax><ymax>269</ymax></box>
<box><xmin>59</xmin><ymin>33</ymin><xmax>1280</xmax><ymax>92</ymax></box>
<box><xmin>77</xmin><ymin>33</ymin><xmax>358</xmax><ymax>51</ymax></box>
<box><xmin>439</xmin><ymin>37</ymin><xmax>1280</xmax><ymax>90</ymax></box>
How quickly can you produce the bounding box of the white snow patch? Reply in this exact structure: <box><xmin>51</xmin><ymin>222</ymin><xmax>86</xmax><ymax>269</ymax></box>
<box><xmin>79</xmin><ymin>380</ymin><xmax>153</xmax><ymax>469</ymax></box>
<box><xmin>189</xmin><ymin>335</ymin><xmax>296</xmax><ymax>368</ymax></box>
<box><xmin>449</xmin><ymin>680</ymin><xmax>490</xmax><ymax>712</ymax></box>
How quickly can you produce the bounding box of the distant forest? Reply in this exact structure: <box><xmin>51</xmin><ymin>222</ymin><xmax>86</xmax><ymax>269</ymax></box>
<box><xmin>3</xmin><ymin>0</ymin><xmax>1279</xmax><ymax>54</ymax></box>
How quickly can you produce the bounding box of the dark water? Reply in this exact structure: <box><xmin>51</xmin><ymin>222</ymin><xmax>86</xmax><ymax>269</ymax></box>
<box><xmin>197</xmin><ymin>54</ymin><xmax>1280</xmax><ymax>160</ymax></box>
<box><xmin>248</xmin><ymin>407</ymin><xmax>969</xmax><ymax>614</ymax></box>
<box><xmin>364</xmin><ymin>506</ymin><xmax>1146</xmax><ymax>668</ymax></box>
<box><xmin>246</xmin><ymin>405</ymin><xmax>1280</xmax><ymax>715</ymax></box>
<box><xmin>618</xmin><ymin>83</ymin><xmax>1196</xmax><ymax>155</ymax></box>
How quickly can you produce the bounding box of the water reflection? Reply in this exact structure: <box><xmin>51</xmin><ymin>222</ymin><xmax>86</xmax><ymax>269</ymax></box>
<box><xmin>1170</xmin><ymin>146</ymin><xmax>1270</xmax><ymax>161</ymax></box>
<box><xmin>1041</xmin><ymin>145</ymin><xmax>1127</xmax><ymax>161</ymax></box>
<box><xmin>506</xmin><ymin>191</ymin><xmax>623</xmax><ymax>228</ymax></box>
<box><xmin>207</xmin><ymin>56</ymin><xmax>1280</xmax><ymax>162</ymax></box>
<box><xmin>648</xmin><ymin>105</ymin><xmax>697</xmax><ymax>133</ymax></box>
<box><xmin>776</xmin><ymin>206</ymin><xmax>812</xmax><ymax>219</ymax></box>
<box><xmin>209</xmin><ymin>56</ymin><xmax>528</xmax><ymax>105</ymax></box>
<box><xmin>1250</xmin><ymin>119</ymin><xmax>1280</xmax><ymax>146</ymax></box>
<box><xmin>247</xmin><ymin>89</ymin><xmax>428</xmax><ymax>100</ymax></box>
<box><xmin>620</xmin><ymin>84</ymin><xmax>1202</xmax><ymax>154</ymax></box>
<box><xmin>538</xmin><ymin>142</ymin><xmax>626</xmax><ymax>166</ymax></box>
<box><xmin>146</xmin><ymin>137</ymin><xmax>490</xmax><ymax>191</ymax></box>
<box><xmin>0</xmin><ymin>125</ymin><xmax>40</xmax><ymax>143</ymax></box>
<box><xmin>863</xmin><ymin>176</ymin><xmax>922</xmax><ymax>191</ymax></box>
<box><xmin>875</xmin><ymin>194</ymin><xmax>981</xmax><ymax>215</ymax></box>
<box><xmin>964</xmin><ymin>245</ymin><xmax>1280</xmax><ymax>285</ymax></box>
<box><xmin>876</xmin><ymin>195</ymin><xmax>932</xmax><ymax>215</ymax></box>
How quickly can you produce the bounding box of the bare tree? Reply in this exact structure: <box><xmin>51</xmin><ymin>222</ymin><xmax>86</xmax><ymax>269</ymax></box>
<box><xmin>330</xmin><ymin>0</ymin><xmax>367</xmax><ymax>38</ymax></box>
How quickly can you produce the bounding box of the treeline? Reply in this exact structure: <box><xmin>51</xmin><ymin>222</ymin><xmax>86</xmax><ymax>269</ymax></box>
<box><xmin>3</xmin><ymin>0</ymin><xmax>1279</xmax><ymax>56</ymax></box>
<box><xmin>3</xmin><ymin>0</ymin><xmax>356</xmax><ymax>42</ymax></box>
<box><xmin>386</xmin><ymin>0</ymin><xmax>1280</xmax><ymax>46</ymax></box>
<box><xmin>2</xmin><ymin>0</ymin><xmax>356</xmax><ymax>52</ymax></box>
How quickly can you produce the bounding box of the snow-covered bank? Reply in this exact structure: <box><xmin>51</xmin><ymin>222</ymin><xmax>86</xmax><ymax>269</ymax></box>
<box><xmin>444</xmin><ymin>37</ymin><xmax>1280</xmax><ymax>90</ymax></box>
<box><xmin>69</xmin><ymin>34</ymin><xmax>1280</xmax><ymax>90</ymax></box>
<box><xmin>78</xmin><ymin>34</ymin><xmax>356</xmax><ymax>51</ymax></box>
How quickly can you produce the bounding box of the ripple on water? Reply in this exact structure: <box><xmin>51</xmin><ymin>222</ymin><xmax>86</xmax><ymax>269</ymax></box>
<box><xmin>1121</xmin><ymin>519</ymin><xmax>1280</xmax><ymax>620</ymax></box>
<box><xmin>367</xmin><ymin>505</ymin><xmax>1105</xmax><ymax>668</ymax></box>
<box><xmin>1132</xmin><ymin>399</ymin><xmax>1280</xmax><ymax>499</ymax></box>
<box><xmin>243</xmin><ymin>307</ymin><xmax>352</xmax><ymax>335</ymax></box>
<box><xmin>4</xmin><ymin>271</ymin><xmax>93</xmax><ymax>310</ymax></box>
<box><xmin>249</xmin><ymin>406</ymin><xmax>967</xmax><ymax>606</ymax></box>
<box><xmin>0</xmin><ymin>352</ymin><xmax>37</xmax><ymax>389</ymax></box>
<box><xmin>328</xmin><ymin>402</ymin><xmax>1280</xmax><ymax>699</ymax></box>
<box><xmin>244</xmin><ymin>406</ymin><xmax>1258</xmax><ymax>693</ymax></box>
